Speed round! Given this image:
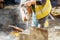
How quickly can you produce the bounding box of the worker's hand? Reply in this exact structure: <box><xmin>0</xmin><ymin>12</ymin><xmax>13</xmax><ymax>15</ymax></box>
<box><xmin>25</xmin><ymin>1</ymin><xmax>31</xmax><ymax>6</ymax></box>
<box><xmin>24</xmin><ymin>0</ymin><xmax>36</xmax><ymax>6</ymax></box>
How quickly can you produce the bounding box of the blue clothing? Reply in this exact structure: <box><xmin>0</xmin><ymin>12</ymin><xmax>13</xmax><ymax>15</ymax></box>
<box><xmin>32</xmin><ymin>12</ymin><xmax>38</xmax><ymax>27</ymax></box>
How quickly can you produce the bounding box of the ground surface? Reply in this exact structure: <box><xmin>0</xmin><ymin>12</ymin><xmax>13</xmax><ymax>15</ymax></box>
<box><xmin>0</xmin><ymin>5</ymin><xmax>60</xmax><ymax>40</ymax></box>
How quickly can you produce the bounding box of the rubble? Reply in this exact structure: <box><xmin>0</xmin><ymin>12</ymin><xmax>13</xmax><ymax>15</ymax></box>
<box><xmin>48</xmin><ymin>26</ymin><xmax>60</xmax><ymax>40</ymax></box>
<box><xmin>51</xmin><ymin>7</ymin><xmax>60</xmax><ymax>17</ymax></box>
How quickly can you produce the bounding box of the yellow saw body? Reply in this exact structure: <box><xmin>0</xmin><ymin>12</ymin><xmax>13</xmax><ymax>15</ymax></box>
<box><xmin>35</xmin><ymin>0</ymin><xmax>52</xmax><ymax>19</ymax></box>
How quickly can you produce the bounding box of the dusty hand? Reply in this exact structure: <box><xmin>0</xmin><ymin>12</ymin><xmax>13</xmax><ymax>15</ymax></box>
<box><xmin>24</xmin><ymin>0</ymin><xmax>36</xmax><ymax>6</ymax></box>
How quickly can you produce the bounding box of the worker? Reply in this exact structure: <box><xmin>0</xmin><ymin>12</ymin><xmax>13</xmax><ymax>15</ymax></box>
<box><xmin>24</xmin><ymin>0</ymin><xmax>51</xmax><ymax>28</ymax></box>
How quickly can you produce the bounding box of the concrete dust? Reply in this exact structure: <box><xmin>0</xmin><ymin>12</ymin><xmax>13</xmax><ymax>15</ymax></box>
<box><xmin>0</xmin><ymin>31</ymin><xmax>20</xmax><ymax>40</ymax></box>
<box><xmin>0</xmin><ymin>4</ymin><xmax>60</xmax><ymax>40</ymax></box>
<box><xmin>48</xmin><ymin>26</ymin><xmax>60</xmax><ymax>40</ymax></box>
<box><xmin>20</xmin><ymin>27</ymin><xmax>48</xmax><ymax>40</ymax></box>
